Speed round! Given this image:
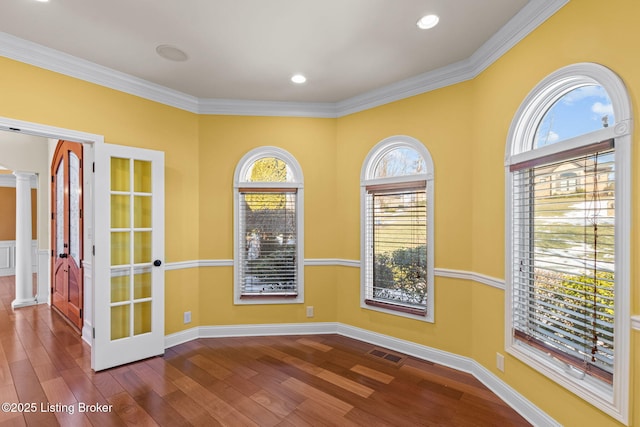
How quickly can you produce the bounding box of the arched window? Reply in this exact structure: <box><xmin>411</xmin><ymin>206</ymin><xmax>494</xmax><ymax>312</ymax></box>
<box><xmin>361</xmin><ymin>136</ymin><xmax>434</xmax><ymax>322</ymax></box>
<box><xmin>505</xmin><ymin>63</ymin><xmax>631</xmax><ymax>422</ymax></box>
<box><xmin>233</xmin><ymin>147</ymin><xmax>303</xmax><ymax>304</ymax></box>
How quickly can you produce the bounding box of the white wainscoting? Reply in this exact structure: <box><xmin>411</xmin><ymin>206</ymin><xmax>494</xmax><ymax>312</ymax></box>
<box><xmin>0</xmin><ymin>240</ymin><xmax>38</xmax><ymax>277</ymax></box>
<box><xmin>36</xmin><ymin>249</ymin><xmax>49</xmax><ymax>305</ymax></box>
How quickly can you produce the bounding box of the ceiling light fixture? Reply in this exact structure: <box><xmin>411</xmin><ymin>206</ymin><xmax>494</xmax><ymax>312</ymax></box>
<box><xmin>417</xmin><ymin>14</ymin><xmax>439</xmax><ymax>30</ymax></box>
<box><xmin>156</xmin><ymin>44</ymin><xmax>188</xmax><ymax>62</ymax></box>
<box><xmin>291</xmin><ymin>74</ymin><xmax>307</xmax><ymax>84</ymax></box>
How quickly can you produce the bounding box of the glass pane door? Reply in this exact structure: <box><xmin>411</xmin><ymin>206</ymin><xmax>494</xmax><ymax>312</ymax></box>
<box><xmin>109</xmin><ymin>157</ymin><xmax>154</xmax><ymax>341</ymax></box>
<box><xmin>93</xmin><ymin>142</ymin><xmax>164</xmax><ymax>371</ymax></box>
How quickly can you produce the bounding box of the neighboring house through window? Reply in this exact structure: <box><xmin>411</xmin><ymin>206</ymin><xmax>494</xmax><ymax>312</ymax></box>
<box><xmin>361</xmin><ymin>136</ymin><xmax>434</xmax><ymax>322</ymax></box>
<box><xmin>234</xmin><ymin>147</ymin><xmax>304</xmax><ymax>304</ymax></box>
<box><xmin>505</xmin><ymin>63</ymin><xmax>632</xmax><ymax>423</ymax></box>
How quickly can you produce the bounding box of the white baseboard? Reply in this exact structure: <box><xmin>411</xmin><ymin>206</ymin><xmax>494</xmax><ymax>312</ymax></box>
<box><xmin>164</xmin><ymin>322</ymin><xmax>559</xmax><ymax>426</ymax></box>
<box><xmin>164</xmin><ymin>322</ymin><xmax>338</xmax><ymax>348</ymax></box>
<box><xmin>82</xmin><ymin>320</ymin><xmax>93</xmax><ymax>346</ymax></box>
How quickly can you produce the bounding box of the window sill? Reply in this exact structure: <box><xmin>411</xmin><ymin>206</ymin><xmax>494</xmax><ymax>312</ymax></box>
<box><xmin>362</xmin><ymin>299</ymin><xmax>433</xmax><ymax>323</ymax></box>
<box><xmin>234</xmin><ymin>294</ymin><xmax>303</xmax><ymax>305</ymax></box>
<box><xmin>506</xmin><ymin>340</ymin><xmax>626</xmax><ymax>424</ymax></box>
<box><xmin>365</xmin><ymin>299</ymin><xmax>427</xmax><ymax>316</ymax></box>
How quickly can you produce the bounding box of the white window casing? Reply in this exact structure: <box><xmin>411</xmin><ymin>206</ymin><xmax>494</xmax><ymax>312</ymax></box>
<box><xmin>233</xmin><ymin>147</ymin><xmax>304</xmax><ymax>305</ymax></box>
<box><xmin>505</xmin><ymin>63</ymin><xmax>632</xmax><ymax>424</ymax></box>
<box><xmin>361</xmin><ymin>136</ymin><xmax>435</xmax><ymax>322</ymax></box>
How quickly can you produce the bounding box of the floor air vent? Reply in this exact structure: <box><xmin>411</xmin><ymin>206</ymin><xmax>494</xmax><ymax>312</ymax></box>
<box><xmin>367</xmin><ymin>348</ymin><xmax>407</xmax><ymax>366</ymax></box>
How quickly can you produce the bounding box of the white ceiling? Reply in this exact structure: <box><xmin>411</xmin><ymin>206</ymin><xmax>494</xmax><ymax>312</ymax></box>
<box><xmin>0</xmin><ymin>0</ymin><xmax>567</xmax><ymax>115</ymax></box>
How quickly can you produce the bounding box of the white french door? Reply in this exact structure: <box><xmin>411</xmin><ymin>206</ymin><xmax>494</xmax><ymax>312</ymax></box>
<box><xmin>92</xmin><ymin>143</ymin><xmax>164</xmax><ymax>371</ymax></box>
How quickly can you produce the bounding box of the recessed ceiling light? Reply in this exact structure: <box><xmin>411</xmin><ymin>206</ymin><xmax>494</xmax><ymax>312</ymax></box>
<box><xmin>156</xmin><ymin>44</ymin><xmax>188</xmax><ymax>62</ymax></box>
<box><xmin>291</xmin><ymin>74</ymin><xmax>307</xmax><ymax>84</ymax></box>
<box><xmin>417</xmin><ymin>14</ymin><xmax>439</xmax><ymax>30</ymax></box>
<box><xmin>35</xmin><ymin>0</ymin><xmax>50</xmax><ymax>2</ymax></box>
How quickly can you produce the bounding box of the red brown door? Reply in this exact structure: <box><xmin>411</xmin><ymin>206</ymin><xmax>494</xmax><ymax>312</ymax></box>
<box><xmin>51</xmin><ymin>140</ymin><xmax>83</xmax><ymax>331</ymax></box>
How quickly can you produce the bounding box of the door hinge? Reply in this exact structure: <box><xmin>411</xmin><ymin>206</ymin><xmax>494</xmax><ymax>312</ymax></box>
<box><xmin>51</xmin><ymin>175</ymin><xmax>54</xmax><ymax>183</ymax></box>
<box><xmin>79</xmin><ymin>259</ymin><xmax>83</xmax><ymax>268</ymax></box>
<box><xmin>51</xmin><ymin>249</ymin><xmax>54</xmax><ymax>257</ymax></box>
<box><xmin>79</xmin><ymin>208</ymin><xmax>82</xmax><ymax>219</ymax></box>
<box><xmin>92</xmin><ymin>328</ymin><xmax>95</xmax><ymax>339</ymax></box>
<box><xmin>51</xmin><ymin>212</ymin><xmax>54</xmax><ymax>220</ymax></box>
<box><xmin>79</xmin><ymin>308</ymin><xmax>83</xmax><ymax>319</ymax></box>
<box><xmin>92</xmin><ymin>162</ymin><xmax>95</xmax><ymax>173</ymax></box>
<box><xmin>92</xmin><ymin>245</ymin><xmax>95</xmax><ymax>256</ymax></box>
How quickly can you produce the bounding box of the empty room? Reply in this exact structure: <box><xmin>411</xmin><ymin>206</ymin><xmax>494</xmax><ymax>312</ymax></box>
<box><xmin>0</xmin><ymin>1</ymin><xmax>638</xmax><ymax>426</ymax></box>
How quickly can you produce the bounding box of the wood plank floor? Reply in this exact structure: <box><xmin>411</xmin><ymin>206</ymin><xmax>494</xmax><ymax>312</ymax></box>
<box><xmin>0</xmin><ymin>276</ymin><xmax>531</xmax><ymax>426</ymax></box>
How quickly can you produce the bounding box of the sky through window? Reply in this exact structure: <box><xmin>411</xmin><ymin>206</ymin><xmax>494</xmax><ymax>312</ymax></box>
<box><xmin>534</xmin><ymin>85</ymin><xmax>614</xmax><ymax>148</ymax></box>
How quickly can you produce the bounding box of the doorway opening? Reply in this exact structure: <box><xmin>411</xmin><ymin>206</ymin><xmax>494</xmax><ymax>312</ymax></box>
<box><xmin>0</xmin><ymin>116</ymin><xmax>101</xmax><ymax>345</ymax></box>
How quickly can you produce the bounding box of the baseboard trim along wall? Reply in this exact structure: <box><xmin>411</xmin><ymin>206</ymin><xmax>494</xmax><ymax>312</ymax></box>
<box><xmin>164</xmin><ymin>322</ymin><xmax>560</xmax><ymax>427</ymax></box>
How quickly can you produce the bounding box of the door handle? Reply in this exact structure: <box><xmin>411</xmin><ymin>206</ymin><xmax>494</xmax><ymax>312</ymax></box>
<box><xmin>59</xmin><ymin>253</ymin><xmax>68</xmax><ymax>258</ymax></box>
<box><xmin>153</xmin><ymin>259</ymin><xmax>162</xmax><ymax>267</ymax></box>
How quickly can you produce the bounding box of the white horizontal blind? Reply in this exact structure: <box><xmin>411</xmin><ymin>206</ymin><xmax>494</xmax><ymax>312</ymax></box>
<box><xmin>511</xmin><ymin>143</ymin><xmax>615</xmax><ymax>382</ymax></box>
<box><xmin>238</xmin><ymin>190</ymin><xmax>297</xmax><ymax>297</ymax></box>
<box><xmin>365</xmin><ymin>183</ymin><xmax>427</xmax><ymax>315</ymax></box>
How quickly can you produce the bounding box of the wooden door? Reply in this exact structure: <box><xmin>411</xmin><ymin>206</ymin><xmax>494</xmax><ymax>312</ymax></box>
<box><xmin>51</xmin><ymin>140</ymin><xmax>83</xmax><ymax>331</ymax></box>
<box><xmin>92</xmin><ymin>143</ymin><xmax>165</xmax><ymax>371</ymax></box>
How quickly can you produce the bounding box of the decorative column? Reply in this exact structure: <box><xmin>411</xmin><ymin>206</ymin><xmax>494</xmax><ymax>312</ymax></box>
<box><xmin>12</xmin><ymin>171</ymin><xmax>36</xmax><ymax>309</ymax></box>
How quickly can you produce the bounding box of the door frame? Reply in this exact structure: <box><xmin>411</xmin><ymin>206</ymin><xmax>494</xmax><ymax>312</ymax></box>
<box><xmin>0</xmin><ymin>116</ymin><xmax>101</xmax><ymax>345</ymax></box>
<box><xmin>51</xmin><ymin>140</ymin><xmax>85</xmax><ymax>331</ymax></box>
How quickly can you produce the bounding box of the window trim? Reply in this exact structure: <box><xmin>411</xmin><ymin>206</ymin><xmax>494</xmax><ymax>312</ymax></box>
<box><xmin>233</xmin><ymin>146</ymin><xmax>304</xmax><ymax>305</ymax></box>
<box><xmin>360</xmin><ymin>136</ymin><xmax>435</xmax><ymax>322</ymax></box>
<box><xmin>505</xmin><ymin>63</ymin><xmax>632</xmax><ymax>423</ymax></box>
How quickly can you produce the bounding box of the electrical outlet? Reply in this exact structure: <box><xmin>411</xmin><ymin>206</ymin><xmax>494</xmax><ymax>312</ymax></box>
<box><xmin>496</xmin><ymin>352</ymin><xmax>505</xmax><ymax>372</ymax></box>
<box><xmin>184</xmin><ymin>311</ymin><xmax>192</xmax><ymax>324</ymax></box>
<box><xmin>306</xmin><ymin>306</ymin><xmax>314</xmax><ymax>318</ymax></box>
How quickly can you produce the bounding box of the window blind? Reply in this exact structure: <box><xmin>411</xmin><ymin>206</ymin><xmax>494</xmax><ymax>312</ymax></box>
<box><xmin>511</xmin><ymin>144</ymin><xmax>615</xmax><ymax>383</ymax></box>
<box><xmin>365</xmin><ymin>183</ymin><xmax>427</xmax><ymax>315</ymax></box>
<box><xmin>238</xmin><ymin>191</ymin><xmax>297</xmax><ymax>297</ymax></box>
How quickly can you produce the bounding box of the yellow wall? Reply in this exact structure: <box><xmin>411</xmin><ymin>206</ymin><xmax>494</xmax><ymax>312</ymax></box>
<box><xmin>467</xmin><ymin>1</ymin><xmax>639</xmax><ymax>425</ymax></box>
<box><xmin>0</xmin><ymin>187</ymin><xmax>37</xmax><ymax>240</ymax></box>
<box><xmin>334</xmin><ymin>81</ymin><xmax>475</xmax><ymax>357</ymax></box>
<box><xmin>0</xmin><ymin>0</ymin><xmax>638</xmax><ymax>425</ymax></box>
<box><xmin>0</xmin><ymin>56</ymin><xmax>202</xmax><ymax>338</ymax></box>
<box><xmin>195</xmin><ymin>115</ymin><xmax>338</xmax><ymax>329</ymax></box>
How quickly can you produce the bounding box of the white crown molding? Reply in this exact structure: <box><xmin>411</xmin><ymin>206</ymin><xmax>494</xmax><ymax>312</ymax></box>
<box><xmin>0</xmin><ymin>32</ymin><xmax>200</xmax><ymax>114</ymax></box>
<box><xmin>0</xmin><ymin>173</ymin><xmax>37</xmax><ymax>188</ymax></box>
<box><xmin>0</xmin><ymin>0</ymin><xmax>568</xmax><ymax>118</ymax></box>
<box><xmin>198</xmin><ymin>98</ymin><xmax>338</xmax><ymax>118</ymax></box>
<box><xmin>336</xmin><ymin>0</ymin><xmax>569</xmax><ymax>116</ymax></box>
<box><xmin>0</xmin><ymin>174</ymin><xmax>15</xmax><ymax>187</ymax></box>
<box><xmin>164</xmin><ymin>322</ymin><xmax>559</xmax><ymax>426</ymax></box>
<box><xmin>336</xmin><ymin>57</ymin><xmax>476</xmax><ymax>117</ymax></box>
<box><xmin>468</xmin><ymin>0</ymin><xmax>570</xmax><ymax>78</ymax></box>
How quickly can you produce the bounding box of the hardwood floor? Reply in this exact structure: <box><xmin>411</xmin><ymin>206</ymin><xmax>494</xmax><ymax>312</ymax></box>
<box><xmin>0</xmin><ymin>276</ymin><xmax>530</xmax><ymax>426</ymax></box>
